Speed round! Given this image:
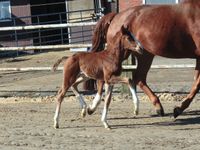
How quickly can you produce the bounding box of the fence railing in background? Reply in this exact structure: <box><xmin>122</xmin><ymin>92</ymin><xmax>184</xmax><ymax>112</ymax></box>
<box><xmin>0</xmin><ymin>9</ymin><xmax>100</xmax><ymax>48</ymax></box>
<box><xmin>0</xmin><ymin>22</ymin><xmax>96</xmax><ymax>51</ymax></box>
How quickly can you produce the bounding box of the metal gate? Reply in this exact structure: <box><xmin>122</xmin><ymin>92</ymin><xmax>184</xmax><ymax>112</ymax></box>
<box><xmin>66</xmin><ymin>0</ymin><xmax>102</xmax><ymax>51</ymax></box>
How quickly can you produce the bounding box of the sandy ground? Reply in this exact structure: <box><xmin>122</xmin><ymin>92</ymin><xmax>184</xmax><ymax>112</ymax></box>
<box><xmin>0</xmin><ymin>51</ymin><xmax>200</xmax><ymax>150</ymax></box>
<box><xmin>0</xmin><ymin>96</ymin><xmax>200</xmax><ymax>150</ymax></box>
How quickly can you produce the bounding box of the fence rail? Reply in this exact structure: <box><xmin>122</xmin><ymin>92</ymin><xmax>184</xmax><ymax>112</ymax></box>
<box><xmin>0</xmin><ymin>64</ymin><xmax>195</xmax><ymax>72</ymax></box>
<box><xmin>0</xmin><ymin>9</ymin><xmax>99</xmax><ymax>47</ymax></box>
<box><xmin>0</xmin><ymin>22</ymin><xmax>97</xmax><ymax>31</ymax></box>
<box><xmin>0</xmin><ymin>44</ymin><xmax>92</xmax><ymax>51</ymax></box>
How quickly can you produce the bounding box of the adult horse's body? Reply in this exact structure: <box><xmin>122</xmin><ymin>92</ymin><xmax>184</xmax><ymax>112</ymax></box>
<box><xmin>92</xmin><ymin>0</ymin><xmax>200</xmax><ymax>117</ymax></box>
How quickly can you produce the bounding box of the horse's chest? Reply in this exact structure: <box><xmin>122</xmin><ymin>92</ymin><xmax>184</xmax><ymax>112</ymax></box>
<box><xmin>80</xmin><ymin>65</ymin><xmax>104</xmax><ymax>80</ymax></box>
<box><xmin>105</xmin><ymin>64</ymin><xmax>122</xmax><ymax>76</ymax></box>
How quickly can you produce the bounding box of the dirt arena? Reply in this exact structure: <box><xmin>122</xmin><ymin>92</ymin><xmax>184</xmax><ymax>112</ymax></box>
<box><xmin>0</xmin><ymin>51</ymin><xmax>200</xmax><ymax>150</ymax></box>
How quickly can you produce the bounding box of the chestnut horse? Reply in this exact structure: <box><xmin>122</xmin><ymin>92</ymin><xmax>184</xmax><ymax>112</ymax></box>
<box><xmin>53</xmin><ymin>26</ymin><xmax>142</xmax><ymax>129</ymax></box>
<box><xmin>91</xmin><ymin>0</ymin><xmax>200</xmax><ymax>118</ymax></box>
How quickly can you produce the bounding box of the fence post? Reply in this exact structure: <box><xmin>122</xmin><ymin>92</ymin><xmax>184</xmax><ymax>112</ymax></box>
<box><xmin>13</xmin><ymin>19</ymin><xmax>19</xmax><ymax>56</ymax></box>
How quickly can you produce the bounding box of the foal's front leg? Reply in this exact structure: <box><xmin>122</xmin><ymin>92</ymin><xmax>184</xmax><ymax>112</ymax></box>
<box><xmin>87</xmin><ymin>80</ymin><xmax>104</xmax><ymax>115</ymax></box>
<box><xmin>108</xmin><ymin>76</ymin><xmax>139</xmax><ymax>115</ymax></box>
<box><xmin>101</xmin><ymin>83</ymin><xmax>113</xmax><ymax>129</ymax></box>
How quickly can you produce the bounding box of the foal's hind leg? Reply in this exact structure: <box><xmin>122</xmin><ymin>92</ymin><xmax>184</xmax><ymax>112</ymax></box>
<box><xmin>71</xmin><ymin>74</ymin><xmax>89</xmax><ymax>117</ymax></box>
<box><xmin>87</xmin><ymin>80</ymin><xmax>104</xmax><ymax>115</ymax></box>
<box><xmin>54</xmin><ymin>70</ymin><xmax>78</xmax><ymax>129</ymax></box>
<box><xmin>54</xmin><ymin>86</ymin><xmax>69</xmax><ymax>129</ymax></box>
<box><xmin>174</xmin><ymin>59</ymin><xmax>200</xmax><ymax>118</ymax></box>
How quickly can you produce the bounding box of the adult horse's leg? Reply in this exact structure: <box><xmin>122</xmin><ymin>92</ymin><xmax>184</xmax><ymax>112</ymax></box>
<box><xmin>87</xmin><ymin>80</ymin><xmax>104</xmax><ymax>115</ymax></box>
<box><xmin>71</xmin><ymin>74</ymin><xmax>89</xmax><ymax>117</ymax></box>
<box><xmin>101</xmin><ymin>84</ymin><xmax>113</xmax><ymax>129</ymax></box>
<box><xmin>134</xmin><ymin>51</ymin><xmax>164</xmax><ymax>116</ymax></box>
<box><xmin>174</xmin><ymin>59</ymin><xmax>200</xmax><ymax>118</ymax></box>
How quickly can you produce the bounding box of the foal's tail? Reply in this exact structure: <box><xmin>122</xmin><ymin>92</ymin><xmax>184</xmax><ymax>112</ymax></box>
<box><xmin>91</xmin><ymin>12</ymin><xmax>117</xmax><ymax>52</ymax></box>
<box><xmin>52</xmin><ymin>56</ymin><xmax>68</xmax><ymax>72</ymax></box>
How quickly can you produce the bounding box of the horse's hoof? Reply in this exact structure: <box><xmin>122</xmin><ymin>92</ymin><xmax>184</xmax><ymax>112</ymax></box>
<box><xmin>105</xmin><ymin>125</ymin><xmax>111</xmax><ymax>130</ymax></box>
<box><xmin>134</xmin><ymin>110</ymin><xmax>139</xmax><ymax>115</ymax></box>
<box><xmin>54</xmin><ymin>124</ymin><xmax>59</xmax><ymax>129</ymax></box>
<box><xmin>156</xmin><ymin>108</ymin><xmax>165</xmax><ymax>117</ymax></box>
<box><xmin>106</xmin><ymin>126</ymin><xmax>111</xmax><ymax>130</ymax></box>
<box><xmin>81</xmin><ymin>108</ymin><xmax>86</xmax><ymax>118</ymax></box>
<box><xmin>87</xmin><ymin>108</ymin><xmax>94</xmax><ymax>115</ymax></box>
<box><xmin>173</xmin><ymin>107</ymin><xmax>182</xmax><ymax>118</ymax></box>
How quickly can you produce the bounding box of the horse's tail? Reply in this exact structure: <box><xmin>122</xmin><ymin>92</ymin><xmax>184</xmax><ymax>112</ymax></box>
<box><xmin>52</xmin><ymin>56</ymin><xmax>68</xmax><ymax>72</ymax></box>
<box><xmin>91</xmin><ymin>12</ymin><xmax>117</xmax><ymax>52</ymax></box>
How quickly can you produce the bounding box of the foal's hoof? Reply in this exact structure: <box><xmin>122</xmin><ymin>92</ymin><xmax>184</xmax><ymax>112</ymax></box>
<box><xmin>134</xmin><ymin>110</ymin><xmax>139</xmax><ymax>116</ymax></box>
<box><xmin>54</xmin><ymin>124</ymin><xmax>59</xmax><ymax>129</ymax></box>
<box><xmin>156</xmin><ymin>108</ymin><xmax>165</xmax><ymax>117</ymax></box>
<box><xmin>105</xmin><ymin>126</ymin><xmax>111</xmax><ymax>130</ymax></box>
<box><xmin>104</xmin><ymin>124</ymin><xmax>111</xmax><ymax>130</ymax></box>
<box><xmin>87</xmin><ymin>108</ymin><xmax>94</xmax><ymax>115</ymax></box>
<box><xmin>173</xmin><ymin>107</ymin><xmax>183</xmax><ymax>118</ymax></box>
<box><xmin>81</xmin><ymin>108</ymin><xmax>87</xmax><ymax>118</ymax></box>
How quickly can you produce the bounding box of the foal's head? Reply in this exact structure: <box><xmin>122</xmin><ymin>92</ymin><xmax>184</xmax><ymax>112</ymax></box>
<box><xmin>110</xmin><ymin>26</ymin><xmax>143</xmax><ymax>55</ymax></box>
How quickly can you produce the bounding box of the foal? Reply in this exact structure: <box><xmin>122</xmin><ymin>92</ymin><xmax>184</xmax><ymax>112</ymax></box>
<box><xmin>53</xmin><ymin>26</ymin><xmax>142</xmax><ymax>129</ymax></box>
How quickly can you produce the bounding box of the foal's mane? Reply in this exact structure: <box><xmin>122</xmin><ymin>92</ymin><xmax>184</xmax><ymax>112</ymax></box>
<box><xmin>107</xmin><ymin>30</ymin><xmax>124</xmax><ymax>51</ymax></box>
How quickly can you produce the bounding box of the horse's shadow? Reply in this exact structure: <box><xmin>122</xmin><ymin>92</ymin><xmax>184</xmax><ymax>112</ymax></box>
<box><xmin>109</xmin><ymin>110</ymin><xmax>200</xmax><ymax>129</ymax></box>
<box><xmin>58</xmin><ymin>110</ymin><xmax>200</xmax><ymax>130</ymax></box>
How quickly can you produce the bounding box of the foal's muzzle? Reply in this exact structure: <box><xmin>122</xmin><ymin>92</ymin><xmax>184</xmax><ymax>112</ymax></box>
<box><xmin>135</xmin><ymin>45</ymin><xmax>143</xmax><ymax>55</ymax></box>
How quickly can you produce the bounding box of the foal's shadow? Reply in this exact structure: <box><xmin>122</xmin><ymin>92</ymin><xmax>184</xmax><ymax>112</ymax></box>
<box><xmin>109</xmin><ymin>110</ymin><xmax>200</xmax><ymax>129</ymax></box>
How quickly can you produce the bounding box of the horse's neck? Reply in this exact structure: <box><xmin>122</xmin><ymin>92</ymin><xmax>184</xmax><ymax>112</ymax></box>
<box><xmin>182</xmin><ymin>0</ymin><xmax>200</xmax><ymax>3</ymax></box>
<box><xmin>107</xmin><ymin>46</ymin><xmax>125</xmax><ymax>65</ymax></box>
<box><xmin>182</xmin><ymin>0</ymin><xmax>200</xmax><ymax>6</ymax></box>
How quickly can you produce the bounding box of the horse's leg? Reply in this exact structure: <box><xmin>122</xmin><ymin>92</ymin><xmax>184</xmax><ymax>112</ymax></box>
<box><xmin>194</xmin><ymin>59</ymin><xmax>200</xmax><ymax>80</ymax></box>
<box><xmin>54</xmin><ymin>68</ymin><xmax>78</xmax><ymax>129</ymax></box>
<box><xmin>134</xmin><ymin>52</ymin><xmax>164</xmax><ymax>116</ymax></box>
<box><xmin>108</xmin><ymin>76</ymin><xmax>139</xmax><ymax>115</ymax></box>
<box><xmin>54</xmin><ymin>83</ymin><xmax>72</xmax><ymax>129</ymax></box>
<box><xmin>87</xmin><ymin>80</ymin><xmax>104</xmax><ymax>115</ymax></box>
<box><xmin>101</xmin><ymin>83</ymin><xmax>113</xmax><ymax>129</ymax></box>
<box><xmin>71</xmin><ymin>74</ymin><xmax>89</xmax><ymax>117</ymax></box>
<box><xmin>174</xmin><ymin>59</ymin><xmax>200</xmax><ymax>118</ymax></box>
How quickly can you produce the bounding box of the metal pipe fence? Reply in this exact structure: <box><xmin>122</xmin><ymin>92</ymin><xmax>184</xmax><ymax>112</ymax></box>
<box><xmin>0</xmin><ymin>9</ymin><xmax>100</xmax><ymax>48</ymax></box>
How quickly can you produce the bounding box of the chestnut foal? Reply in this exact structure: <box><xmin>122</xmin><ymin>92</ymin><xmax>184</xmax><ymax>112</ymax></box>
<box><xmin>53</xmin><ymin>26</ymin><xmax>142</xmax><ymax>129</ymax></box>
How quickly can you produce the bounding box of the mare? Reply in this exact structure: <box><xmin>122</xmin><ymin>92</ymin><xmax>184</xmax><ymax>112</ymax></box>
<box><xmin>91</xmin><ymin>0</ymin><xmax>200</xmax><ymax>118</ymax></box>
<box><xmin>53</xmin><ymin>26</ymin><xmax>142</xmax><ymax>129</ymax></box>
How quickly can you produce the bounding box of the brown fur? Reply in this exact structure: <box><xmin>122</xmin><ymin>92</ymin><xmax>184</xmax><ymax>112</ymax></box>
<box><xmin>53</xmin><ymin>26</ymin><xmax>142</xmax><ymax>129</ymax></box>
<box><xmin>93</xmin><ymin>0</ymin><xmax>200</xmax><ymax>117</ymax></box>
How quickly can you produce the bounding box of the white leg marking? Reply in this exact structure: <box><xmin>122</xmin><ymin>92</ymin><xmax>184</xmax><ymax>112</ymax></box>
<box><xmin>54</xmin><ymin>105</ymin><xmax>60</xmax><ymax>129</ymax></box>
<box><xmin>90</xmin><ymin>93</ymin><xmax>102</xmax><ymax>111</ymax></box>
<box><xmin>71</xmin><ymin>86</ymin><xmax>87</xmax><ymax>117</ymax></box>
<box><xmin>101</xmin><ymin>84</ymin><xmax>113</xmax><ymax>129</ymax></box>
<box><xmin>129</xmin><ymin>84</ymin><xmax>139</xmax><ymax>115</ymax></box>
<box><xmin>104</xmin><ymin>84</ymin><xmax>109</xmax><ymax>96</ymax></box>
<box><xmin>76</xmin><ymin>94</ymin><xmax>87</xmax><ymax>117</ymax></box>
